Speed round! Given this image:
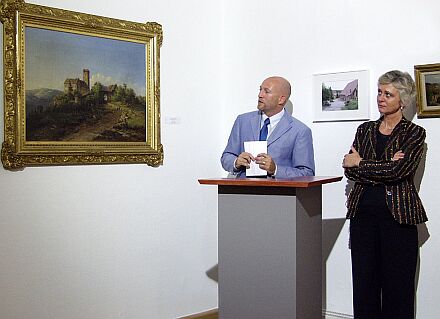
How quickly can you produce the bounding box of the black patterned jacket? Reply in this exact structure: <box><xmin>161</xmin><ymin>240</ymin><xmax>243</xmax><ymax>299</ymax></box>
<box><xmin>345</xmin><ymin>116</ymin><xmax>427</xmax><ymax>225</ymax></box>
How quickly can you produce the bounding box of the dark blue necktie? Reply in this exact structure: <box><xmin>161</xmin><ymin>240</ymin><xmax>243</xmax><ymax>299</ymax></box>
<box><xmin>259</xmin><ymin>118</ymin><xmax>270</xmax><ymax>141</ymax></box>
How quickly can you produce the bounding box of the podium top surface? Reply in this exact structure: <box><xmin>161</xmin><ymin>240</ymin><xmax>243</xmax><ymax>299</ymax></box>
<box><xmin>198</xmin><ymin>176</ymin><xmax>342</xmax><ymax>188</ymax></box>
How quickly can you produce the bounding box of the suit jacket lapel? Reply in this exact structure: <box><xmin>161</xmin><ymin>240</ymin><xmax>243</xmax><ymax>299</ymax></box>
<box><xmin>251</xmin><ymin>112</ymin><xmax>262</xmax><ymax>141</ymax></box>
<box><xmin>267</xmin><ymin>111</ymin><xmax>292</xmax><ymax>146</ymax></box>
<box><xmin>372</xmin><ymin>116</ymin><xmax>408</xmax><ymax>159</ymax></box>
<box><xmin>370</xmin><ymin>120</ymin><xmax>379</xmax><ymax>159</ymax></box>
<box><xmin>386</xmin><ymin>117</ymin><xmax>407</xmax><ymax>151</ymax></box>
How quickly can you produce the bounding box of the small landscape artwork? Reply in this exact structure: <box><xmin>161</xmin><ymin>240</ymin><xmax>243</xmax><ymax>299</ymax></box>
<box><xmin>25</xmin><ymin>27</ymin><xmax>147</xmax><ymax>142</ymax></box>
<box><xmin>414</xmin><ymin>63</ymin><xmax>440</xmax><ymax>117</ymax></box>
<box><xmin>423</xmin><ymin>73</ymin><xmax>440</xmax><ymax>107</ymax></box>
<box><xmin>321</xmin><ymin>79</ymin><xmax>358</xmax><ymax>111</ymax></box>
<box><xmin>313</xmin><ymin>70</ymin><xmax>369</xmax><ymax>122</ymax></box>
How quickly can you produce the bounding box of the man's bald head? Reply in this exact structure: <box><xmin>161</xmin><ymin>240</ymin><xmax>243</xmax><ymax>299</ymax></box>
<box><xmin>257</xmin><ymin>76</ymin><xmax>292</xmax><ymax>117</ymax></box>
<box><xmin>265</xmin><ymin>76</ymin><xmax>291</xmax><ymax>104</ymax></box>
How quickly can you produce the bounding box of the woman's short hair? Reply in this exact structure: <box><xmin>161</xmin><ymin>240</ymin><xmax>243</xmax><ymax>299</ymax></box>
<box><xmin>378</xmin><ymin>70</ymin><xmax>416</xmax><ymax>107</ymax></box>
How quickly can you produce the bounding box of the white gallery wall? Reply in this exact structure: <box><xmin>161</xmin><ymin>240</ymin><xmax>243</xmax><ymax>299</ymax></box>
<box><xmin>1</xmin><ymin>0</ymin><xmax>439</xmax><ymax>318</ymax></box>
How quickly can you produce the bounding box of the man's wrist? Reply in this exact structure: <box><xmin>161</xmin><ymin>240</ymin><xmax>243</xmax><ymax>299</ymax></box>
<box><xmin>267</xmin><ymin>164</ymin><xmax>277</xmax><ymax>177</ymax></box>
<box><xmin>233</xmin><ymin>158</ymin><xmax>241</xmax><ymax>172</ymax></box>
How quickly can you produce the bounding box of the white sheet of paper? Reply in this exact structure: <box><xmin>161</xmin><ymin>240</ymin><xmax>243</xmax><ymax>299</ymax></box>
<box><xmin>244</xmin><ymin>141</ymin><xmax>267</xmax><ymax>177</ymax></box>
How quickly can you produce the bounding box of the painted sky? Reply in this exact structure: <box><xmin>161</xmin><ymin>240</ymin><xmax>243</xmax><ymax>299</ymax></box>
<box><xmin>425</xmin><ymin>73</ymin><xmax>440</xmax><ymax>84</ymax></box>
<box><xmin>25</xmin><ymin>27</ymin><xmax>146</xmax><ymax>96</ymax></box>
<box><xmin>323</xmin><ymin>79</ymin><xmax>355</xmax><ymax>90</ymax></box>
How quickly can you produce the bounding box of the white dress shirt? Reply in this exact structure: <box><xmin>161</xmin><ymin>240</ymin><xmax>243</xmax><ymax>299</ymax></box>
<box><xmin>260</xmin><ymin>108</ymin><xmax>284</xmax><ymax>139</ymax></box>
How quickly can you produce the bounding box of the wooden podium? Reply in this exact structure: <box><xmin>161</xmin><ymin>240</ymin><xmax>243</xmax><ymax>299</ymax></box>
<box><xmin>199</xmin><ymin>176</ymin><xmax>342</xmax><ymax>319</ymax></box>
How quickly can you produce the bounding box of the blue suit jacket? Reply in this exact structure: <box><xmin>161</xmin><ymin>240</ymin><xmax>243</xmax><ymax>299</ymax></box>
<box><xmin>221</xmin><ymin>109</ymin><xmax>315</xmax><ymax>178</ymax></box>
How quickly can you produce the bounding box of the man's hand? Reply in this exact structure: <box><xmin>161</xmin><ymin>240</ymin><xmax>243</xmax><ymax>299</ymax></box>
<box><xmin>255</xmin><ymin>153</ymin><xmax>276</xmax><ymax>175</ymax></box>
<box><xmin>235</xmin><ymin>152</ymin><xmax>254</xmax><ymax>169</ymax></box>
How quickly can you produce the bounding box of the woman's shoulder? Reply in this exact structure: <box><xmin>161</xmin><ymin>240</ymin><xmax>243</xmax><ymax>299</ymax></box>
<box><xmin>356</xmin><ymin>119</ymin><xmax>377</xmax><ymax>132</ymax></box>
<box><xmin>403</xmin><ymin>118</ymin><xmax>426</xmax><ymax>134</ymax></box>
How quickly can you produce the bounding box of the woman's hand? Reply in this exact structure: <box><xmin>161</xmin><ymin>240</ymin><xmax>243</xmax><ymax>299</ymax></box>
<box><xmin>392</xmin><ymin>150</ymin><xmax>404</xmax><ymax>161</ymax></box>
<box><xmin>342</xmin><ymin>146</ymin><xmax>362</xmax><ymax>168</ymax></box>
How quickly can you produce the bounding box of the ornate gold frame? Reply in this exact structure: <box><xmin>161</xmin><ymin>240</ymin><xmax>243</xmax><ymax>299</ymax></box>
<box><xmin>414</xmin><ymin>63</ymin><xmax>440</xmax><ymax>118</ymax></box>
<box><xmin>0</xmin><ymin>0</ymin><xmax>163</xmax><ymax>169</ymax></box>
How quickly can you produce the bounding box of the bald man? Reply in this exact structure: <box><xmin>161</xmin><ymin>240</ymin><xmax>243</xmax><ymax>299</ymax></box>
<box><xmin>221</xmin><ymin>76</ymin><xmax>315</xmax><ymax>178</ymax></box>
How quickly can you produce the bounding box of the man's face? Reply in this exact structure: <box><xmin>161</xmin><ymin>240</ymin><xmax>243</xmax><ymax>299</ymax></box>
<box><xmin>257</xmin><ymin>78</ymin><xmax>284</xmax><ymax>117</ymax></box>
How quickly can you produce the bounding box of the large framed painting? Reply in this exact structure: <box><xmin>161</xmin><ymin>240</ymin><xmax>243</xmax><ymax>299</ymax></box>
<box><xmin>313</xmin><ymin>70</ymin><xmax>370</xmax><ymax>122</ymax></box>
<box><xmin>414</xmin><ymin>63</ymin><xmax>440</xmax><ymax>118</ymax></box>
<box><xmin>0</xmin><ymin>0</ymin><xmax>163</xmax><ymax>169</ymax></box>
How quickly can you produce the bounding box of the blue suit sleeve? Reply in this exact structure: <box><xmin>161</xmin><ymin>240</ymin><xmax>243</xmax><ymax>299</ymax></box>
<box><xmin>221</xmin><ymin>116</ymin><xmax>245</xmax><ymax>175</ymax></box>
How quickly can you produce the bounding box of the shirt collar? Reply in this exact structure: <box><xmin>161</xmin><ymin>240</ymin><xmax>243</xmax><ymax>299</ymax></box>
<box><xmin>262</xmin><ymin>108</ymin><xmax>285</xmax><ymax>126</ymax></box>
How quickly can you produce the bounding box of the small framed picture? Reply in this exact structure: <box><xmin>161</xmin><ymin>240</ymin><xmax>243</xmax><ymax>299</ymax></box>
<box><xmin>414</xmin><ymin>63</ymin><xmax>440</xmax><ymax>118</ymax></box>
<box><xmin>313</xmin><ymin>70</ymin><xmax>370</xmax><ymax>122</ymax></box>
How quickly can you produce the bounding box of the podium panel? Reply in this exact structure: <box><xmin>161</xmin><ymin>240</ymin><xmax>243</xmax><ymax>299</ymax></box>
<box><xmin>219</xmin><ymin>187</ymin><xmax>321</xmax><ymax>319</ymax></box>
<box><xmin>199</xmin><ymin>177</ymin><xmax>341</xmax><ymax>319</ymax></box>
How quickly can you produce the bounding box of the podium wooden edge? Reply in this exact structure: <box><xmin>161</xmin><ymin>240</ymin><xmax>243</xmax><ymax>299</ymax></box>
<box><xmin>198</xmin><ymin>176</ymin><xmax>342</xmax><ymax>188</ymax></box>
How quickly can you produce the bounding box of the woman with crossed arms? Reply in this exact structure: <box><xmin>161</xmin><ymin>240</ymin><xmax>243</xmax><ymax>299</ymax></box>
<box><xmin>342</xmin><ymin>70</ymin><xmax>427</xmax><ymax>319</ymax></box>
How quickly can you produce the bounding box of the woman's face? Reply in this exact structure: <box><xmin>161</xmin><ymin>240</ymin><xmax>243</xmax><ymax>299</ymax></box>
<box><xmin>377</xmin><ymin>83</ymin><xmax>402</xmax><ymax>115</ymax></box>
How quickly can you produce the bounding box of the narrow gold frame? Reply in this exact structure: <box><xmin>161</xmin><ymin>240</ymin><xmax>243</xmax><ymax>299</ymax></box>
<box><xmin>0</xmin><ymin>0</ymin><xmax>163</xmax><ymax>169</ymax></box>
<box><xmin>414</xmin><ymin>63</ymin><xmax>440</xmax><ymax>118</ymax></box>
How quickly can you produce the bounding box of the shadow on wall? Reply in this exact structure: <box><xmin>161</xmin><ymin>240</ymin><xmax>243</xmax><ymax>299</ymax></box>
<box><xmin>415</xmin><ymin>142</ymin><xmax>430</xmax><ymax>247</ymax></box>
<box><xmin>285</xmin><ymin>100</ymin><xmax>293</xmax><ymax>116</ymax></box>
<box><xmin>403</xmin><ymin>98</ymin><xmax>417</xmax><ymax>122</ymax></box>
<box><xmin>322</xmin><ymin>218</ymin><xmax>347</xmax><ymax>312</ymax></box>
<box><xmin>206</xmin><ymin>264</ymin><xmax>218</xmax><ymax>283</ymax></box>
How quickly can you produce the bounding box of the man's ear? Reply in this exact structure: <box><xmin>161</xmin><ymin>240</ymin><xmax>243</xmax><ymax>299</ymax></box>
<box><xmin>279</xmin><ymin>95</ymin><xmax>287</xmax><ymax>105</ymax></box>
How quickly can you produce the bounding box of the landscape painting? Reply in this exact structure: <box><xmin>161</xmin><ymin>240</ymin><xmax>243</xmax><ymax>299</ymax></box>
<box><xmin>25</xmin><ymin>27</ymin><xmax>147</xmax><ymax>142</ymax></box>
<box><xmin>1</xmin><ymin>1</ymin><xmax>162</xmax><ymax>169</ymax></box>
<box><xmin>414</xmin><ymin>63</ymin><xmax>440</xmax><ymax>118</ymax></box>
<box><xmin>423</xmin><ymin>73</ymin><xmax>440</xmax><ymax>107</ymax></box>
<box><xmin>313</xmin><ymin>70</ymin><xmax>369</xmax><ymax>122</ymax></box>
<box><xmin>321</xmin><ymin>79</ymin><xmax>358</xmax><ymax>111</ymax></box>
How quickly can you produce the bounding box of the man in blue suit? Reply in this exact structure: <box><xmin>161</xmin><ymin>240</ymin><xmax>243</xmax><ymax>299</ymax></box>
<box><xmin>221</xmin><ymin>76</ymin><xmax>315</xmax><ymax>178</ymax></box>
